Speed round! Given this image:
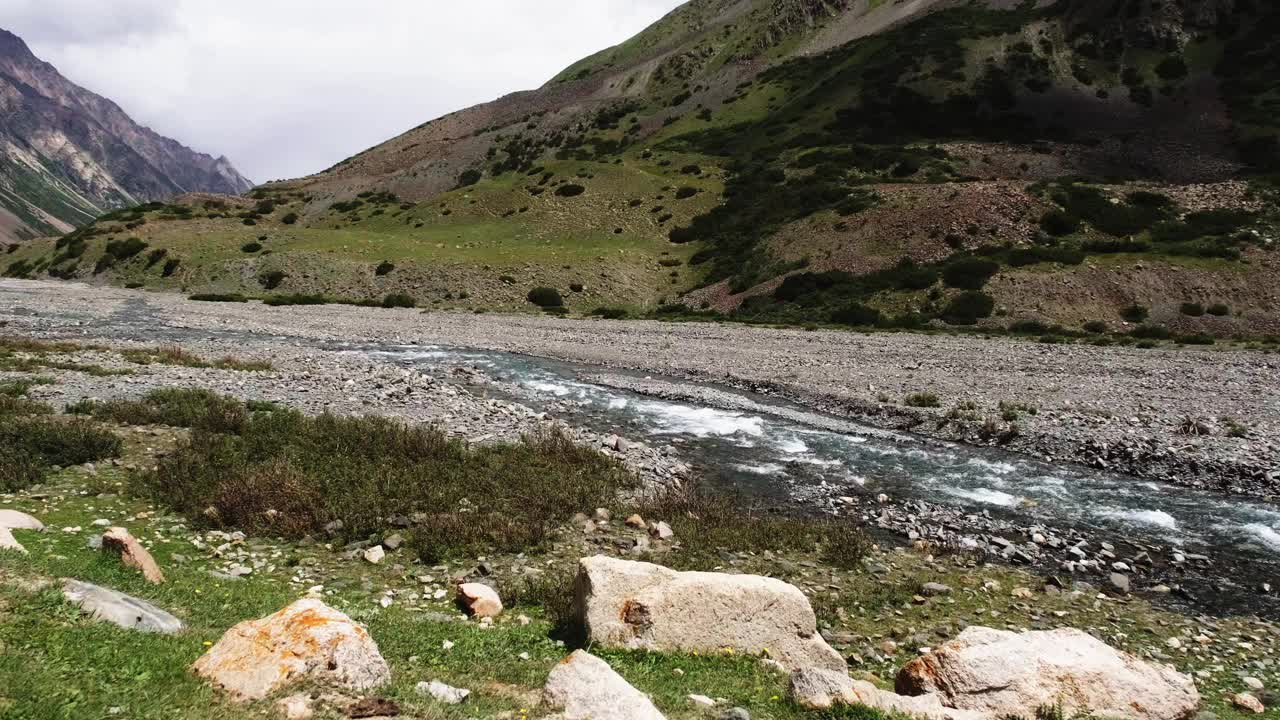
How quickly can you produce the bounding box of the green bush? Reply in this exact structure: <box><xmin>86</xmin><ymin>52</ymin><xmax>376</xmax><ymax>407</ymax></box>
<box><xmin>1178</xmin><ymin>333</ymin><xmax>1215</xmax><ymax>345</ymax></box>
<box><xmin>263</xmin><ymin>294</ymin><xmax>330</xmax><ymax>307</ymax></box>
<box><xmin>675</xmin><ymin>186</ymin><xmax>699</xmax><ymax>199</ymax></box>
<box><xmin>1039</xmin><ymin>210</ymin><xmax>1080</xmax><ymax>236</ymax></box>
<box><xmin>527</xmin><ymin>287</ymin><xmax>564</xmax><ymax>308</ymax></box>
<box><xmin>382</xmin><ymin>293</ymin><xmax>417</xmax><ymax>309</ymax></box>
<box><xmin>1130</xmin><ymin>324</ymin><xmax>1172</xmax><ymax>340</ymax></box>
<box><xmin>189</xmin><ymin>294</ymin><xmax>247</xmax><ymax>303</ymax></box>
<box><xmin>940</xmin><ymin>291</ymin><xmax>995</xmax><ymax>325</ymax></box>
<box><xmin>555</xmin><ymin>184</ymin><xmax>586</xmax><ymax>197</ymax></box>
<box><xmin>0</xmin><ymin>416</ymin><xmax>122</xmax><ymax>491</ymax></box>
<box><xmin>1207</xmin><ymin>303</ymin><xmax>1230</xmax><ymax>317</ymax></box>
<box><xmin>136</xmin><ymin>410</ymin><xmax>632</xmax><ymax>557</ymax></box>
<box><xmin>905</xmin><ymin>392</ymin><xmax>940</xmax><ymax>408</ymax></box>
<box><xmin>830</xmin><ymin>302</ymin><xmax>882</xmax><ymax>327</ymax></box>
<box><xmin>1008</xmin><ymin>319</ymin><xmax>1049</xmax><ymax>335</ymax></box>
<box><xmin>375</xmin><ymin>261</ymin><xmax>395</xmax><ymax>276</ymax></box>
<box><xmin>1083</xmin><ymin>320</ymin><xmax>1108</xmax><ymax>334</ymax></box>
<box><xmin>1180</xmin><ymin>302</ymin><xmax>1205</xmax><ymax>317</ymax></box>
<box><xmin>942</xmin><ymin>257</ymin><xmax>999</xmax><ymax>290</ymax></box>
<box><xmin>259</xmin><ymin>271</ymin><xmax>286</xmax><ymax>290</ymax></box>
<box><xmin>68</xmin><ymin>388</ymin><xmax>248</xmax><ymax>433</ymax></box>
<box><xmin>281</xmin><ymin>212</ymin><xmax>299</xmax><ymax>225</ymax></box>
<box><xmin>1120</xmin><ymin>304</ymin><xmax>1149</xmax><ymax>322</ymax></box>
<box><xmin>241</xmin><ymin>242</ymin><xmax>263</xmax><ymax>253</ymax></box>
<box><xmin>590</xmin><ymin>307</ymin><xmax>628</xmax><ymax>320</ymax></box>
<box><xmin>104</xmin><ymin>237</ymin><xmax>148</xmax><ymax>261</ymax></box>
<box><xmin>457</xmin><ymin>169</ymin><xmax>482</xmax><ymax>187</ymax></box>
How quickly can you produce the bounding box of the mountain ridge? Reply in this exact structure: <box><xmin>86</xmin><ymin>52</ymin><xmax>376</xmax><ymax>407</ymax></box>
<box><xmin>0</xmin><ymin>28</ymin><xmax>253</xmax><ymax>244</ymax></box>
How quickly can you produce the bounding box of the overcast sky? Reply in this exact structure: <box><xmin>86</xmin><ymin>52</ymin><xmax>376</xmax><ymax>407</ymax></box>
<box><xmin>6</xmin><ymin>0</ymin><xmax>685</xmax><ymax>183</ymax></box>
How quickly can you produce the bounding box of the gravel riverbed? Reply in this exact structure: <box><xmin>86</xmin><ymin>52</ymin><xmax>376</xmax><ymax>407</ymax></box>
<box><xmin>3</xmin><ymin>279</ymin><xmax>1274</xmax><ymax>498</ymax></box>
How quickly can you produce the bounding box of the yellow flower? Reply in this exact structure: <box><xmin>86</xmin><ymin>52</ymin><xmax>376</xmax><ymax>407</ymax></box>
<box><xmin>203</xmin><ymin>641</ymin><xmax>213</xmax><ymax>647</ymax></box>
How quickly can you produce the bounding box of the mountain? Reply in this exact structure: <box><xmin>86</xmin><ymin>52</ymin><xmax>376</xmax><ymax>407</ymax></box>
<box><xmin>0</xmin><ymin>29</ymin><xmax>252</xmax><ymax>244</ymax></box>
<box><xmin>7</xmin><ymin>1</ymin><xmax>1280</xmax><ymax>338</ymax></box>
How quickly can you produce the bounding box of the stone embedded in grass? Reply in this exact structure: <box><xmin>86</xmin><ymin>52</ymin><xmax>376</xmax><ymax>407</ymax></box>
<box><xmin>896</xmin><ymin>626</ymin><xmax>1201</xmax><ymax>720</ymax></box>
<box><xmin>543</xmin><ymin>650</ymin><xmax>666</xmax><ymax>720</ymax></box>
<box><xmin>363</xmin><ymin>545</ymin><xmax>385</xmax><ymax>564</ymax></box>
<box><xmin>61</xmin><ymin>579</ymin><xmax>184</xmax><ymax>634</ymax></box>
<box><xmin>573</xmin><ymin>555</ymin><xmax>845</xmax><ymax>672</ymax></box>
<box><xmin>456</xmin><ymin>582</ymin><xmax>502</xmax><ymax>618</ymax></box>
<box><xmin>649</xmin><ymin>521</ymin><xmax>674</xmax><ymax>540</ymax></box>
<box><xmin>0</xmin><ymin>509</ymin><xmax>44</xmax><ymax>531</ymax></box>
<box><xmin>101</xmin><ymin>527</ymin><xmax>165</xmax><ymax>584</ymax></box>
<box><xmin>0</xmin><ymin>527</ymin><xmax>27</xmax><ymax>554</ymax></box>
<box><xmin>1232</xmin><ymin>693</ymin><xmax>1265</xmax><ymax>714</ymax></box>
<box><xmin>417</xmin><ymin>680</ymin><xmax>471</xmax><ymax>705</ymax></box>
<box><xmin>193</xmin><ymin>598</ymin><xmax>390</xmax><ymax>701</ymax></box>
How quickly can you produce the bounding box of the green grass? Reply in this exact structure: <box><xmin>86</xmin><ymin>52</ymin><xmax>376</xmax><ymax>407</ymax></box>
<box><xmin>120</xmin><ymin>346</ymin><xmax>272</xmax><ymax>372</ymax></box>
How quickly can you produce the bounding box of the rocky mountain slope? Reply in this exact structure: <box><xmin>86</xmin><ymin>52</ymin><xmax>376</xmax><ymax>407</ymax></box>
<box><xmin>7</xmin><ymin>0</ymin><xmax>1280</xmax><ymax>338</ymax></box>
<box><xmin>0</xmin><ymin>29</ymin><xmax>252</xmax><ymax>244</ymax></box>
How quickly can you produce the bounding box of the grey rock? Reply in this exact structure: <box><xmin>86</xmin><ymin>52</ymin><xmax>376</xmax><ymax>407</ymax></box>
<box><xmin>62</xmin><ymin>579</ymin><xmax>184</xmax><ymax>634</ymax></box>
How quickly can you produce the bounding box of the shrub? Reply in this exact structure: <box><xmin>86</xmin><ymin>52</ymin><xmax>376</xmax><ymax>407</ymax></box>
<box><xmin>830</xmin><ymin>302</ymin><xmax>882</xmax><ymax>327</ymax></box>
<box><xmin>590</xmin><ymin>307</ymin><xmax>628</xmax><ymax>320</ymax></box>
<box><xmin>1130</xmin><ymin>324</ymin><xmax>1172</xmax><ymax>340</ymax></box>
<box><xmin>569</xmin><ymin>283</ymin><xmax>585</xmax><ymax>293</ymax></box>
<box><xmin>104</xmin><ymin>237</ymin><xmax>148</xmax><ymax>261</ymax></box>
<box><xmin>1179</xmin><ymin>302</ymin><xmax>1205</xmax><ymax>317</ymax></box>
<box><xmin>527</xmin><ymin>287</ymin><xmax>564</xmax><ymax>308</ymax></box>
<box><xmin>1178</xmin><ymin>333</ymin><xmax>1215</xmax><ymax>345</ymax></box>
<box><xmin>375</xmin><ymin>261</ymin><xmax>395</xmax><ymax>276</ymax></box>
<box><xmin>69</xmin><ymin>388</ymin><xmax>248</xmax><ymax>433</ymax></box>
<box><xmin>259</xmin><ymin>271</ymin><xmax>286</xmax><ymax>290</ymax></box>
<box><xmin>1039</xmin><ymin>210</ymin><xmax>1080</xmax><ymax>236</ymax></box>
<box><xmin>281</xmin><ymin>212</ymin><xmax>299</xmax><ymax>225</ymax></box>
<box><xmin>555</xmin><ymin>184</ymin><xmax>586</xmax><ymax>197</ymax></box>
<box><xmin>1008</xmin><ymin>319</ymin><xmax>1049</xmax><ymax>335</ymax></box>
<box><xmin>1083</xmin><ymin>320</ymin><xmax>1108</xmax><ymax>334</ymax></box>
<box><xmin>905</xmin><ymin>392</ymin><xmax>940</xmax><ymax>408</ymax></box>
<box><xmin>942</xmin><ymin>257</ymin><xmax>999</xmax><ymax>290</ymax></box>
<box><xmin>658</xmin><ymin>258</ymin><xmax>683</xmax><ymax>267</ymax></box>
<box><xmin>680</xmin><ymin>164</ymin><xmax>702</xmax><ymax>175</ymax></box>
<box><xmin>1207</xmin><ymin>303</ymin><xmax>1230</xmax><ymax>317</ymax></box>
<box><xmin>241</xmin><ymin>242</ymin><xmax>263</xmax><ymax>253</ymax></box>
<box><xmin>1155</xmin><ymin>56</ymin><xmax>1188</xmax><ymax>81</ymax></box>
<box><xmin>162</xmin><ymin>258</ymin><xmax>181</xmax><ymax>277</ymax></box>
<box><xmin>940</xmin><ymin>291</ymin><xmax>994</xmax><ymax>325</ymax></box>
<box><xmin>1120</xmin><ymin>304</ymin><xmax>1149</xmax><ymax>322</ymax></box>
<box><xmin>137</xmin><ymin>411</ymin><xmax>631</xmax><ymax>557</ymax></box>
<box><xmin>189</xmin><ymin>293</ymin><xmax>247</xmax><ymax>303</ymax></box>
<box><xmin>382</xmin><ymin>293</ymin><xmax>417</xmax><ymax>309</ymax></box>
<box><xmin>457</xmin><ymin>169</ymin><xmax>482</xmax><ymax>187</ymax></box>
<box><xmin>675</xmin><ymin>186</ymin><xmax>699</xmax><ymax>200</ymax></box>
<box><xmin>263</xmin><ymin>294</ymin><xmax>330</xmax><ymax>307</ymax></box>
<box><xmin>0</xmin><ymin>416</ymin><xmax>122</xmax><ymax>491</ymax></box>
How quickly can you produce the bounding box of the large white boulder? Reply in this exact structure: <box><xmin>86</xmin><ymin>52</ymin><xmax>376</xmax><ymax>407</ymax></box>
<box><xmin>573</xmin><ymin>555</ymin><xmax>844</xmax><ymax>672</ymax></box>
<box><xmin>790</xmin><ymin>667</ymin><xmax>984</xmax><ymax>720</ymax></box>
<box><xmin>193</xmin><ymin>598</ymin><xmax>390</xmax><ymax>701</ymax></box>
<box><xmin>0</xmin><ymin>510</ymin><xmax>43</xmax><ymax>531</ymax></box>
<box><xmin>543</xmin><ymin>650</ymin><xmax>666</xmax><ymax>720</ymax></box>
<box><xmin>896</xmin><ymin>627</ymin><xmax>1200</xmax><ymax>720</ymax></box>
<box><xmin>0</xmin><ymin>527</ymin><xmax>26</xmax><ymax>554</ymax></box>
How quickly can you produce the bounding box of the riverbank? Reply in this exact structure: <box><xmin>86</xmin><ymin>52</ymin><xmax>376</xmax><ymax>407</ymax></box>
<box><xmin>2</xmin><ymin>279</ymin><xmax>1276</xmax><ymax>499</ymax></box>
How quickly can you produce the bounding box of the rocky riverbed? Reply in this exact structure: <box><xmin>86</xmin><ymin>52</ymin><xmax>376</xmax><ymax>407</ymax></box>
<box><xmin>1</xmin><ymin>279</ymin><xmax>1277</xmax><ymax>617</ymax></box>
<box><xmin>2</xmin><ymin>279</ymin><xmax>1273</xmax><ymax>498</ymax></box>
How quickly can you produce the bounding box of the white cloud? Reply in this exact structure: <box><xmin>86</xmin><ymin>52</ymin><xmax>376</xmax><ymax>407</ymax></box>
<box><xmin>7</xmin><ymin>0</ymin><xmax>684</xmax><ymax>183</ymax></box>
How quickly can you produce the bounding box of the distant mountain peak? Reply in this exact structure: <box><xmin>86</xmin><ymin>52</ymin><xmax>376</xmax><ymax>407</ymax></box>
<box><xmin>0</xmin><ymin>27</ymin><xmax>253</xmax><ymax>242</ymax></box>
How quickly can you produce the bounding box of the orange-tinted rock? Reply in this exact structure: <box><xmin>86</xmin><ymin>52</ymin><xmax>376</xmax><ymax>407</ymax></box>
<box><xmin>101</xmin><ymin>527</ymin><xmax>165</xmax><ymax>584</ymax></box>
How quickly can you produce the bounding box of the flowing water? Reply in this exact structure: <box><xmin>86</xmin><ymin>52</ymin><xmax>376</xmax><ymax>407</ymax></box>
<box><xmin>18</xmin><ymin>294</ymin><xmax>1280</xmax><ymax>615</ymax></box>
<box><xmin>361</xmin><ymin>343</ymin><xmax>1280</xmax><ymax>616</ymax></box>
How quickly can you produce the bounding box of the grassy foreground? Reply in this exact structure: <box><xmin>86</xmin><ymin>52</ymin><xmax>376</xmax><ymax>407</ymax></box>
<box><xmin>0</xmin><ymin>375</ymin><xmax>1275</xmax><ymax>719</ymax></box>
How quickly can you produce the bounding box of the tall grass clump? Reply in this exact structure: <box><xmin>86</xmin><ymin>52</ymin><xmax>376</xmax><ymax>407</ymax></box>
<box><xmin>133</xmin><ymin>405</ymin><xmax>633</xmax><ymax>559</ymax></box>
<box><xmin>0</xmin><ymin>413</ymin><xmax>122</xmax><ymax>491</ymax></box>
<box><xmin>68</xmin><ymin>388</ymin><xmax>248</xmax><ymax>433</ymax></box>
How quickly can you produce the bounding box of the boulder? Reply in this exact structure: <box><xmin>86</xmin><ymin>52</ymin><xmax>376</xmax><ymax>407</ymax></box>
<box><xmin>573</xmin><ymin>555</ymin><xmax>844</xmax><ymax>672</ymax></box>
<box><xmin>0</xmin><ymin>527</ymin><xmax>27</xmax><ymax>554</ymax></box>
<box><xmin>1231</xmin><ymin>694</ymin><xmax>1264</xmax><ymax>714</ymax></box>
<box><xmin>193</xmin><ymin>598</ymin><xmax>390</xmax><ymax>700</ymax></box>
<box><xmin>457</xmin><ymin>582</ymin><xmax>502</xmax><ymax>618</ymax></box>
<box><xmin>543</xmin><ymin>650</ymin><xmax>666</xmax><ymax>720</ymax></box>
<box><xmin>0</xmin><ymin>509</ymin><xmax>44</xmax><ymax>531</ymax></box>
<box><xmin>790</xmin><ymin>667</ymin><xmax>983</xmax><ymax>720</ymax></box>
<box><xmin>896</xmin><ymin>627</ymin><xmax>1200</xmax><ymax>720</ymax></box>
<box><xmin>101</xmin><ymin>527</ymin><xmax>165</xmax><ymax>584</ymax></box>
<box><xmin>62</xmin><ymin>579</ymin><xmax>184</xmax><ymax>634</ymax></box>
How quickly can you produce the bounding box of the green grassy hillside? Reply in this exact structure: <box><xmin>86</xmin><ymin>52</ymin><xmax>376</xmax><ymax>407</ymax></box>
<box><xmin>9</xmin><ymin>0</ymin><xmax>1280</xmax><ymax>336</ymax></box>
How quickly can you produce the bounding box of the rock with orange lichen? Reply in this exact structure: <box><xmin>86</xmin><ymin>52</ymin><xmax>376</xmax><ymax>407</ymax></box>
<box><xmin>193</xmin><ymin>598</ymin><xmax>390</xmax><ymax>701</ymax></box>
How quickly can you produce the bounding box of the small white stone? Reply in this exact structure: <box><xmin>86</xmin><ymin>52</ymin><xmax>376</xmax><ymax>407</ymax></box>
<box><xmin>688</xmin><ymin>694</ymin><xmax>716</xmax><ymax>707</ymax></box>
<box><xmin>417</xmin><ymin>680</ymin><xmax>470</xmax><ymax>705</ymax></box>
<box><xmin>363</xmin><ymin>546</ymin><xmax>385</xmax><ymax>564</ymax></box>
